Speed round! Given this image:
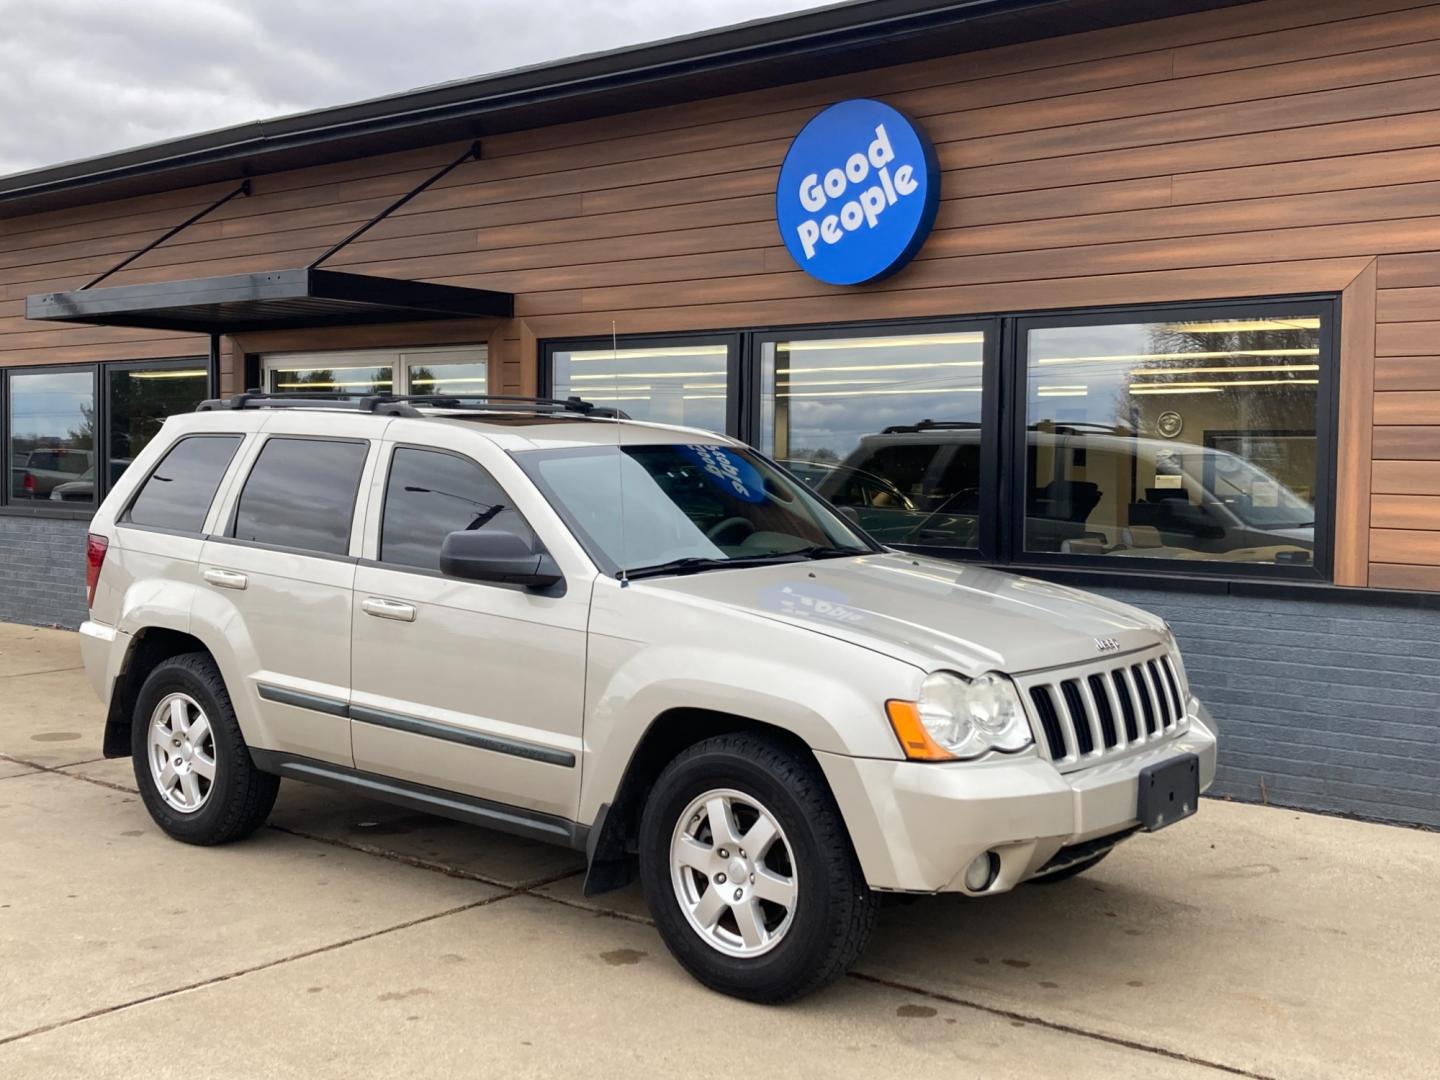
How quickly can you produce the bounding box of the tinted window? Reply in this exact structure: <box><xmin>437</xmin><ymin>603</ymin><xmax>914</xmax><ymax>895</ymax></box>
<box><xmin>232</xmin><ymin>438</ymin><xmax>368</xmax><ymax>555</ymax></box>
<box><xmin>127</xmin><ymin>436</ymin><xmax>242</xmax><ymax>532</ymax></box>
<box><xmin>380</xmin><ymin>448</ymin><xmax>533</xmax><ymax>572</ymax></box>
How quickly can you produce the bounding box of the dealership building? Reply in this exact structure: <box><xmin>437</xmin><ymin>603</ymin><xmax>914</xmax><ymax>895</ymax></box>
<box><xmin>1</xmin><ymin>0</ymin><xmax>1438</xmax><ymax>827</ymax></box>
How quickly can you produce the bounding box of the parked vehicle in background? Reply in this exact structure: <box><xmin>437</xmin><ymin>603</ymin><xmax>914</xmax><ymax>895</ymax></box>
<box><xmin>806</xmin><ymin>422</ymin><xmax>1314</xmax><ymax>564</ymax></box>
<box><xmin>11</xmin><ymin>447</ymin><xmax>93</xmax><ymax>500</ymax></box>
<box><xmin>49</xmin><ymin>459</ymin><xmax>132</xmax><ymax>502</ymax></box>
<box><xmin>77</xmin><ymin>392</ymin><xmax>1218</xmax><ymax>1003</ymax></box>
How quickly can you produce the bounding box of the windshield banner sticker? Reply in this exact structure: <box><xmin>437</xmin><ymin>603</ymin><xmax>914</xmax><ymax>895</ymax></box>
<box><xmin>685</xmin><ymin>444</ymin><xmax>766</xmax><ymax>503</ymax></box>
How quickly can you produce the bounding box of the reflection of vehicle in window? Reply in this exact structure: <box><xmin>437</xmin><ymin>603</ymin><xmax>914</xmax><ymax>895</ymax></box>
<box><xmin>1026</xmin><ymin>430</ymin><xmax>1314</xmax><ymax>564</ymax></box>
<box><xmin>12</xmin><ymin>447</ymin><xmax>93</xmax><ymax>499</ymax></box>
<box><xmin>48</xmin><ymin>459</ymin><xmax>132</xmax><ymax>503</ymax></box>
<box><xmin>813</xmin><ymin>422</ymin><xmax>1314</xmax><ymax>564</ymax></box>
<box><xmin>799</xmin><ymin>421</ymin><xmax>983</xmax><ymax>547</ymax></box>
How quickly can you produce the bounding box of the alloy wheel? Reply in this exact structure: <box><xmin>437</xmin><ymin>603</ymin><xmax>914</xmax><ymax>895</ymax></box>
<box><xmin>669</xmin><ymin>788</ymin><xmax>798</xmax><ymax>958</ymax></box>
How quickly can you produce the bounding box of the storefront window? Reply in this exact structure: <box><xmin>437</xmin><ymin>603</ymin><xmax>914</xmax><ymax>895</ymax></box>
<box><xmin>758</xmin><ymin>330</ymin><xmax>987</xmax><ymax>549</ymax></box>
<box><xmin>1021</xmin><ymin>313</ymin><xmax>1323</xmax><ymax>567</ymax></box>
<box><xmin>8</xmin><ymin>369</ymin><xmax>97</xmax><ymax>504</ymax></box>
<box><xmin>549</xmin><ymin>340</ymin><xmax>730</xmax><ymax>433</ymax></box>
<box><xmin>108</xmin><ymin>365</ymin><xmax>209</xmax><ymax>491</ymax></box>
<box><xmin>267</xmin><ymin>358</ymin><xmax>393</xmax><ymax>394</ymax></box>
<box><xmin>262</xmin><ymin>346</ymin><xmax>486</xmax><ymax>397</ymax></box>
<box><xmin>405</xmin><ymin>360</ymin><xmax>487</xmax><ymax>396</ymax></box>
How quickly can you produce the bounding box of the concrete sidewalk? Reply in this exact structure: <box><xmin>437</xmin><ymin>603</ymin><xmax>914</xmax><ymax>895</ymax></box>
<box><xmin>0</xmin><ymin>624</ymin><xmax>1435</xmax><ymax>1080</ymax></box>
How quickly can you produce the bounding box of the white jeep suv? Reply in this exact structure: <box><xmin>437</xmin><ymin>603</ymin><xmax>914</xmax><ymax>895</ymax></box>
<box><xmin>78</xmin><ymin>392</ymin><xmax>1217</xmax><ymax>1002</ymax></box>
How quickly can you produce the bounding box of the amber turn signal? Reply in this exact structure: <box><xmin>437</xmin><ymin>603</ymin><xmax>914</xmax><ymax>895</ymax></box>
<box><xmin>885</xmin><ymin>699</ymin><xmax>956</xmax><ymax>762</ymax></box>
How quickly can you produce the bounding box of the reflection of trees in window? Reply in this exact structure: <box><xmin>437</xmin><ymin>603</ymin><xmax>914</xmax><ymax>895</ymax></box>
<box><xmin>67</xmin><ymin>402</ymin><xmax>95</xmax><ymax>450</ymax></box>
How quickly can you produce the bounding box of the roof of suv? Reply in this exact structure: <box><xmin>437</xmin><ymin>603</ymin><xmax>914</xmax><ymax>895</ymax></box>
<box><xmin>173</xmin><ymin>401</ymin><xmax>735</xmax><ymax>452</ymax></box>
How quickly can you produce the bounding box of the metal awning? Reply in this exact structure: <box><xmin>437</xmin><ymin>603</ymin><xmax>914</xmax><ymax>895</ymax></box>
<box><xmin>25</xmin><ymin>268</ymin><xmax>514</xmax><ymax>333</ymax></box>
<box><xmin>24</xmin><ymin>147</ymin><xmax>512</xmax><ymax>336</ymax></box>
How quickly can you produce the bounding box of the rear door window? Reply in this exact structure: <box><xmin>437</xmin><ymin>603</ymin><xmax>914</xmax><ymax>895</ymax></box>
<box><xmin>379</xmin><ymin>447</ymin><xmax>534</xmax><ymax>572</ymax></box>
<box><xmin>231</xmin><ymin>437</ymin><xmax>369</xmax><ymax>556</ymax></box>
<box><xmin>126</xmin><ymin>435</ymin><xmax>243</xmax><ymax>533</ymax></box>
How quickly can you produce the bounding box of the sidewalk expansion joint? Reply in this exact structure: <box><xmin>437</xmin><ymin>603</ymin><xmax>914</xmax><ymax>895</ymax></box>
<box><xmin>0</xmin><ymin>890</ymin><xmax>530</xmax><ymax>1049</ymax></box>
<box><xmin>0</xmin><ymin>754</ymin><xmax>132</xmax><ymax>794</ymax></box>
<box><xmin>264</xmin><ymin>822</ymin><xmax>586</xmax><ymax>891</ymax></box>
<box><xmin>846</xmin><ymin>971</ymin><xmax>1278</xmax><ymax>1080</ymax></box>
<box><xmin>0</xmin><ymin>665</ymin><xmax>85</xmax><ymax>680</ymax></box>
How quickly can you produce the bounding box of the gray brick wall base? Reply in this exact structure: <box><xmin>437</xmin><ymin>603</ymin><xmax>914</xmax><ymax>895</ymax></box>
<box><xmin>0</xmin><ymin>517</ymin><xmax>1435</xmax><ymax>829</ymax></box>
<box><xmin>0</xmin><ymin>517</ymin><xmax>90</xmax><ymax>629</ymax></box>
<box><xmin>1095</xmin><ymin>585</ymin><xmax>1440</xmax><ymax>831</ymax></box>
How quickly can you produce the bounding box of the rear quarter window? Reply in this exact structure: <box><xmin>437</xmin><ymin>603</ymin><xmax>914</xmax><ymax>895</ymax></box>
<box><xmin>125</xmin><ymin>435</ymin><xmax>243</xmax><ymax>533</ymax></box>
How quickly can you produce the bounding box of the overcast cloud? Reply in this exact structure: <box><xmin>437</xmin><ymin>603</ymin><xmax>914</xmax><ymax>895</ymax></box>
<box><xmin>0</xmin><ymin>0</ymin><xmax>827</xmax><ymax>177</ymax></box>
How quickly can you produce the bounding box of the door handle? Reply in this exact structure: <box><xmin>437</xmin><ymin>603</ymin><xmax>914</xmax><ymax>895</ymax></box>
<box><xmin>362</xmin><ymin>597</ymin><xmax>416</xmax><ymax>623</ymax></box>
<box><xmin>203</xmin><ymin>568</ymin><xmax>248</xmax><ymax>591</ymax></box>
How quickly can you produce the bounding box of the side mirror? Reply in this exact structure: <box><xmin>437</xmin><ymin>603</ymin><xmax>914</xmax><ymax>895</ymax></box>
<box><xmin>439</xmin><ymin>529</ymin><xmax>563</xmax><ymax>591</ymax></box>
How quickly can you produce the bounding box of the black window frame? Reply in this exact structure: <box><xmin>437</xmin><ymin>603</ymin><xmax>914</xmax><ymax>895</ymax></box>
<box><xmin>1</xmin><ymin>356</ymin><xmax>213</xmax><ymax>519</ymax></box>
<box><xmin>747</xmin><ymin>317</ymin><xmax>1001</xmax><ymax>561</ymax></box>
<box><xmin>1006</xmin><ymin>296</ymin><xmax>1338</xmax><ymax>583</ymax></box>
<box><xmin>374</xmin><ymin>443</ymin><xmax>539</xmax><ymax>576</ymax></box>
<box><xmin>538</xmin><ymin>293</ymin><xmax>1340</xmax><ymax>584</ymax></box>
<box><xmin>540</xmin><ymin>332</ymin><xmax>744</xmax><ymax>436</ymax></box>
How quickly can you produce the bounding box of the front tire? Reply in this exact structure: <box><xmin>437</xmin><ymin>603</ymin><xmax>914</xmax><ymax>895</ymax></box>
<box><xmin>638</xmin><ymin>733</ymin><xmax>875</xmax><ymax>1003</ymax></box>
<box><xmin>131</xmin><ymin>653</ymin><xmax>279</xmax><ymax>845</ymax></box>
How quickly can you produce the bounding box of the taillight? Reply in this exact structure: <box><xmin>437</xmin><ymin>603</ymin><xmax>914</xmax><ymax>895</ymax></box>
<box><xmin>85</xmin><ymin>534</ymin><xmax>109</xmax><ymax>610</ymax></box>
<box><xmin>23</xmin><ymin>473</ymin><xmax>34</xmax><ymax>496</ymax></box>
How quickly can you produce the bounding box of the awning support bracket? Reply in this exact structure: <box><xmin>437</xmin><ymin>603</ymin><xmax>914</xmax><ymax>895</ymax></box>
<box><xmin>81</xmin><ymin>180</ymin><xmax>251</xmax><ymax>290</ymax></box>
<box><xmin>308</xmin><ymin>141</ymin><xmax>482</xmax><ymax>270</ymax></box>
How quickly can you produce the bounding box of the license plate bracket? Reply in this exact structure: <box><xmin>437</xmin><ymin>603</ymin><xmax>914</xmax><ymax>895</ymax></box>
<box><xmin>1137</xmin><ymin>753</ymin><xmax>1200</xmax><ymax>832</ymax></box>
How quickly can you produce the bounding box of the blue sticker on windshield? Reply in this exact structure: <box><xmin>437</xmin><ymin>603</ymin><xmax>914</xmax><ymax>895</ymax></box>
<box><xmin>685</xmin><ymin>444</ymin><xmax>766</xmax><ymax>503</ymax></box>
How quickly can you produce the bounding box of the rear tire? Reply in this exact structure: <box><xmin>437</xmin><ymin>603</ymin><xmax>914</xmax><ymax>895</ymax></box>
<box><xmin>638</xmin><ymin>732</ymin><xmax>875</xmax><ymax>1003</ymax></box>
<box><xmin>131</xmin><ymin>653</ymin><xmax>279</xmax><ymax>845</ymax></box>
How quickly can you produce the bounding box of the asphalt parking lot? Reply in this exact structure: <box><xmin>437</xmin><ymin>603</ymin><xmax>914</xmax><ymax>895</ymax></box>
<box><xmin>1</xmin><ymin>623</ymin><xmax>1436</xmax><ymax>1079</ymax></box>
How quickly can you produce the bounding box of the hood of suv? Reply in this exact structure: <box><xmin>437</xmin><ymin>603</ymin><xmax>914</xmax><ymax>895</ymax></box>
<box><xmin>639</xmin><ymin>553</ymin><xmax>1167</xmax><ymax>676</ymax></box>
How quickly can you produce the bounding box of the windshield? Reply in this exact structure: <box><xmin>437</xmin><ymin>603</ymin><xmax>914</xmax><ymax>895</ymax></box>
<box><xmin>521</xmin><ymin>443</ymin><xmax>875</xmax><ymax>577</ymax></box>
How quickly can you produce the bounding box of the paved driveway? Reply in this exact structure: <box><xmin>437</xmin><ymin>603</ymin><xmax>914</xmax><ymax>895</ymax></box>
<box><xmin>1</xmin><ymin>623</ymin><xmax>1436</xmax><ymax>1079</ymax></box>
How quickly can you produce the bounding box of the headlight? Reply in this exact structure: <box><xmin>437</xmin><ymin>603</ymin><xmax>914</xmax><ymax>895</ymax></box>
<box><xmin>886</xmin><ymin>672</ymin><xmax>1034</xmax><ymax>761</ymax></box>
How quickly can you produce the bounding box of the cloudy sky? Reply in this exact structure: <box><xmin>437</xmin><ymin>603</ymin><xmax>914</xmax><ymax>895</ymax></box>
<box><xmin>0</xmin><ymin>0</ymin><xmax>828</xmax><ymax>177</ymax></box>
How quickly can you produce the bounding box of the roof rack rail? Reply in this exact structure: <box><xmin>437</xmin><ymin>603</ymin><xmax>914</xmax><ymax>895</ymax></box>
<box><xmin>375</xmin><ymin>393</ymin><xmax>629</xmax><ymax>419</ymax></box>
<box><xmin>880</xmin><ymin>419</ymin><xmax>984</xmax><ymax>434</ymax></box>
<box><xmin>194</xmin><ymin>390</ymin><xmax>628</xmax><ymax>420</ymax></box>
<box><xmin>195</xmin><ymin>390</ymin><xmax>423</xmax><ymax>416</ymax></box>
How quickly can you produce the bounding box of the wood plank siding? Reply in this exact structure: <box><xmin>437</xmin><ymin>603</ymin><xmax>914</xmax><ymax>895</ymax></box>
<box><xmin>8</xmin><ymin>0</ymin><xmax>1440</xmax><ymax>585</ymax></box>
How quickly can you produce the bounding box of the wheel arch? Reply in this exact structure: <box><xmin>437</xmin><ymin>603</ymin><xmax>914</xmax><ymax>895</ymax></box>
<box><xmin>582</xmin><ymin>708</ymin><xmax>833</xmax><ymax>897</ymax></box>
<box><xmin>102</xmin><ymin>627</ymin><xmax>215</xmax><ymax>757</ymax></box>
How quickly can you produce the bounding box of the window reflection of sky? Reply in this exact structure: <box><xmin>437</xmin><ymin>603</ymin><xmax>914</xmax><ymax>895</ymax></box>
<box><xmin>553</xmin><ymin>344</ymin><xmax>729</xmax><ymax>433</ymax></box>
<box><xmin>9</xmin><ymin>371</ymin><xmax>94</xmax><ymax>441</ymax></box>
<box><xmin>767</xmin><ymin>334</ymin><xmax>985</xmax><ymax>462</ymax></box>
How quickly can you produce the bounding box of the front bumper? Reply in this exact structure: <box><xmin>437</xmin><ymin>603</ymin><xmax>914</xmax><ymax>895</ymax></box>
<box><xmin>816</xmin><ymin>701</ymin><xmax>1218</xmax><ymax>893</ymax></box>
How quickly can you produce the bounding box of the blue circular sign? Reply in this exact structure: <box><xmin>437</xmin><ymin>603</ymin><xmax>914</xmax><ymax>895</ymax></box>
<box><xmin>775</xmin><ymin>99</ymin><xmax>941</xmax><ymax>286</ymax></box>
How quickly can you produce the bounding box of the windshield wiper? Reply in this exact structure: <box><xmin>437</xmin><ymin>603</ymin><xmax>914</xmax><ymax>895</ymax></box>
<box><xmin>624</xmin><ymin>553</ymin><xmax>812</xmax><ymax>580</ymax></box>
<box><xmin>784</xmin><ymin>545</ymin><xmax>870</xmax><ymax>560</ymax></box>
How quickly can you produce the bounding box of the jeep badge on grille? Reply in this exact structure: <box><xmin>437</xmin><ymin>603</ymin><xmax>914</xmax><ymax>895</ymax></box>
<box><xmin>1095</xmin><ymin>637</ymin><xmax>1120</xmax><ymax>654</ymax></box>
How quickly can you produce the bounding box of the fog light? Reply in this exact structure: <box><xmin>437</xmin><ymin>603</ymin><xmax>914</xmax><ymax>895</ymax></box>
<box><xmin>964</xmin><ymin>851</ymin><xmax>999</xmax><ymax>892</ymax></box>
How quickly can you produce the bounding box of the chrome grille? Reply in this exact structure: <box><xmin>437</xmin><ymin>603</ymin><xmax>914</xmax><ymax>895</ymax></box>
<box><xmin>1018</xmin><ymin>646</ymin><xmax>1187</xmax><ymax>771</ymax></box>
